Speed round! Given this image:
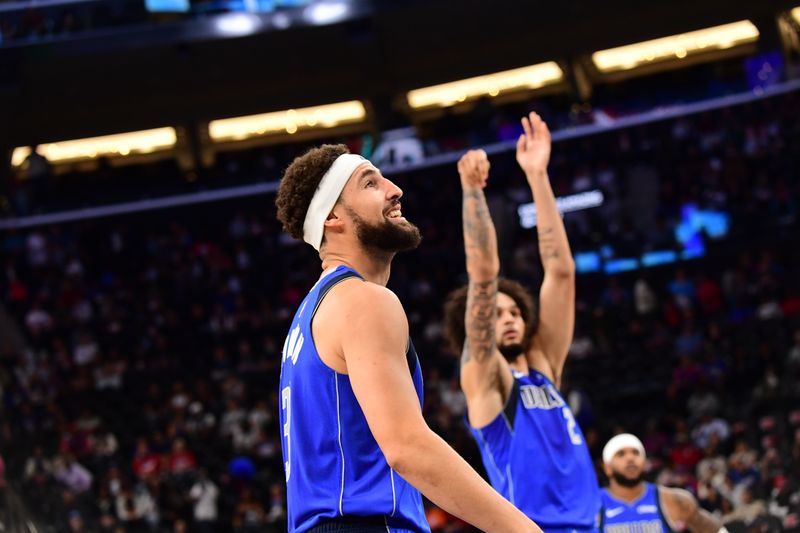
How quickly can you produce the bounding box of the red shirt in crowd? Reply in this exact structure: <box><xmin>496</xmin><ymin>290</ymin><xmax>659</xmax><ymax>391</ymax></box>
<box><xmin>168</xmin><ymin>450</ymin><xmax>197</xmax><ymax>474</ymax></box>
<box><xmin>670</xmin><ymin>442</ymin><xmax>703</xmax><ymax>468</ymax></box>
<box><xmin>132</xmin><ymin>452</ymin><xmax>162</xmax><ymax>479</ymax></box>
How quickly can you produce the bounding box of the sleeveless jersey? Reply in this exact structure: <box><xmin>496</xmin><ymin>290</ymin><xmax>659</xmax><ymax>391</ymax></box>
<box><xmin>279</xmin><ymin>266</ymin><xmax>429</xmax><ymax>533</ymax></box>
<box><xmin>469</xmin><ymin>369</ymin><xmax>600</xmax><ymax>531</ymax></box>
<box><xmin>600</xmin><ymin>483</ymin><xmax>675</xmax><ymax>533</ymax></box>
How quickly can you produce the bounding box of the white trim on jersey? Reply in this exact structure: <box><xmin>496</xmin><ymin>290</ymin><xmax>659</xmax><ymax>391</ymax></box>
<box><xmin>501</xmin><ymin>411</ymin><xmax>515</xmax><ymax>435</ymax></box>
<box><xmin>475</xmin><ymin>428</ymin><xmax>506</xmax><ymax>482</ymax></box>
<box><xmin>389</xmin><ymin>468</ymin><xmax>397</xmax><ymax>517</ymax></box>
<box><xmin>506</xmin><ymin>464</ymin><xmax>516</xmax><ymax>506</ymax></box>
<box><xmin>335</xmin><ymin>373</ymin><xmax>346</xmax><ymax>517</ymax></box>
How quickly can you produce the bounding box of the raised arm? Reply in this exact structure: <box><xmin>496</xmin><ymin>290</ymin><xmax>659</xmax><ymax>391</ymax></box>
<box><xmin>516</xmin><ymin>112</ymin><xmax>576</xmax><ymax>387</ymax></box>
<box><xmin>457</xmin><ymin>150</ymin><xmax>508</xmax><ymax>427</ymax></box>
<box><xmin>340</xmin><ymin>283</ymin><xmax>540</xmax><ymax>533</ymax></box>
<box><xmin>660</xmin><ymin>487</ymin><xmax>725</xmax><ymax>533</ymax></box>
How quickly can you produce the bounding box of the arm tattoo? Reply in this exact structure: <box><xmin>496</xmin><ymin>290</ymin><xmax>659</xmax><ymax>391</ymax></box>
<box><xmin>462</xmin><ymin>278</ymin><xmax>497</xmax><ymax>366</ymax></box>
<box><xmin>461</xmin><ymin>188</ymin><xmax>499</xmax><ymax>366</ymax></box>
<box><xmin>537</xmin><ymin>226</ymin><xmax>560</xmax><ymax>260</ymax></box>
<box><xmin>673</xmin><ymin>491</ymin><xmax>721</xmax><ymax>533</ymax></box>
<box><xmin>685</xmin><ymin>507</ymin><xmax>722</xmax><ymax>533</ymax></box>
<box><xmin>462</xmin><ymin>189</ymin><xmax>493</xmax><ymax>262</ymax></box>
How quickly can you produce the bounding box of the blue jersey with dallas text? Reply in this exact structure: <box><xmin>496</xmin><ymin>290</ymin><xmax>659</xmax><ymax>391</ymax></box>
<box><xmin>600</xmin><ymin>483</ymin><xmax>675</xmax><ymax>533</ymax></box>
<box><xmin>279</xmin><ymin>265</ymin><xmax>429</xmax><ymax>533</ymax></box>
<box><xmin>469</xmin><ymin>369</ymin><xmax>600</xmax><ymax>531</ymax></box>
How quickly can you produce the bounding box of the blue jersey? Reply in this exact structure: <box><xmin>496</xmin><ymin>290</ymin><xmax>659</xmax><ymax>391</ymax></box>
<box><xmin>279</xmin><ymin>266</ymin><xmax>429</xmax><ymax>533</ymax></box>
<box><xmin>469</xmin><ymin>369</ymin><xmax>600</xmax><ymax>531</ymax></box>
<box><xmin>600</xmin><ymin>483</ymin><xmax>674</xmax><ymax>533</ymax></box>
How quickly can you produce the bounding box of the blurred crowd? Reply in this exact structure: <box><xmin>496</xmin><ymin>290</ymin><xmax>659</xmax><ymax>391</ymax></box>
<box><xmin>0</xmin><ymin>0</ymin><xmax>144</xmax><ymax>46</ymax></box>
<box><xmin>0</xmin><ymin>88</ymin><xmax>798</xmax><ymax>532</ymax></box>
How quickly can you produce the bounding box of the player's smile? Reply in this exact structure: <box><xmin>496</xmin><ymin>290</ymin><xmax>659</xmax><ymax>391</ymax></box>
<box><xmin>385</xmin><ymin>202</ymin><xmax>406</xmax><ymax>222</ymax></box>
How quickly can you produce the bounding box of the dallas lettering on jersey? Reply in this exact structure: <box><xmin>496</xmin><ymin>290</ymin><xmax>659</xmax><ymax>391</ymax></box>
<box><xmin>519</xmin><ymin>384</ymin><xmax>565</xmax><ymax>410</ymax></box>
<box><xmin>605</xmin><ymin>520</ymin><xmax>664</xmax><ymax>533</ymax></box>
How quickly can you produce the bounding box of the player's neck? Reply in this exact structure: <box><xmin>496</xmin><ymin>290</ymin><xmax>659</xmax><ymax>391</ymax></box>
<box><xmin>610</xmin><ymin>481</ymin><xmax>647</xmax><ymax>503</ymax></box>
<box><xmin>509</xmin><ymin>355</ymin><xmax>528</xmax><ymax>375</ymax></box>
<box><xmin>321</xmin><ymin>250</ymin><xmax>393</xmax><ymax>286</ymax></box>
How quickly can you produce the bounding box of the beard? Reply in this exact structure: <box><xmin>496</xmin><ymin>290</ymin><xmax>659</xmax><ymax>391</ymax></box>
<box><xmin>499</xmin><ymin>342</ymin><xmax>525</xmax><ymax>362</ymax></box>
<box><xmin>347</xmin><ymin>206</ymin><xmax>422</xmax><ymax>253</ymax></box>
<box><xmin>611</xmin><ymin>470</ymin><xmax>644</xmax><ymax>488</ymax></box>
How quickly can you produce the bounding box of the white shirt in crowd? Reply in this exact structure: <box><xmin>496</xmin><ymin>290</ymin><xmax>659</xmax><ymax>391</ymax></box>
<box><xmin>190</xmin><ymin>479</ymin><xmax>219</xmax><ymax>521</ymax></box>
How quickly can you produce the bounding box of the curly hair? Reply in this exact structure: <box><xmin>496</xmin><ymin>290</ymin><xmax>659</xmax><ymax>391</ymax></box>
<box><xmin>275</xmin><ymin>144</ymin><xmax>350</xmax><ymax>240</ymax></box>
<box><xmin>442</xmin><ymin>278</ymin><xmax>538</xmax><ymax>356</ymax></box>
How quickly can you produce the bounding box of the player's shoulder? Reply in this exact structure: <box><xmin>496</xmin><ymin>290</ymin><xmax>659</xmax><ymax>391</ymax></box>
<box><xmin>327</xmin><ymin>278</ymin><xmax>404</xmax><ymax>319</ymax></box>
<box><xmin>658</xmin><ymin>485</ymin><xmax>698</xmax><ymax>514</ymax></box>
<box><xmin>658</xmin><ymin>485</ymin><xmax>693</xmax><ymax>499</ymax></box>
<box><xmin>331</xmin><ymin>277</ymin><xmax>399</xmax><ymax>302</ymax></box>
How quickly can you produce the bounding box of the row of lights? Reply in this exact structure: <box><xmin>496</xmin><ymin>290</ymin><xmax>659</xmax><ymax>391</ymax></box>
<box><xmin>592</xmin><ymin>20</ymin><xmax>759</xmax><ymax>73</ymax></box>
<box><xmin>9</xmin><ymin>18</ymin><xmax>773</xmax><ymax>165</ymax></box>
<box><xmin>208</xmin><ymin>101</ymin><xmax>366</xmax><ymax>142</ymax></box>
<box><xmin>11</xmin><ymin>128</ymin><xmax>177</xmax><ymax>167</ymax></box>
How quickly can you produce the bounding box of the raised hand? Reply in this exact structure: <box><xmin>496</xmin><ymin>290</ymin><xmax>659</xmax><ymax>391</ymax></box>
<box><xmin>458</xmin><ymin>149</ymin><xmax>491</xmax><ymax>191</ymax></box>
<box><xmin>515</xmin><ymin>112</ymin><xmax>552</xmax><ymax>181</ymax></box>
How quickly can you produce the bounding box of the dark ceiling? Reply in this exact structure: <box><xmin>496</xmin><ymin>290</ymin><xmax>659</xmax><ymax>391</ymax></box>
<box><xmin>0</xmin><ymin>0</ymin><xmax>795</xmax><ymax>148</ymax></box>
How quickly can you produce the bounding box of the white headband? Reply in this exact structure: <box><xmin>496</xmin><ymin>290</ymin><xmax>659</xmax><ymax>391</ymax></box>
<box><xmin>302</xmin><ymin>153</ymin><xmax>369</xmax><ymax>251</ymax></box>
<box><xmin>603</xmin><ymin>433</ymin><xmax>646</xmax><ymax>464</ymax></box>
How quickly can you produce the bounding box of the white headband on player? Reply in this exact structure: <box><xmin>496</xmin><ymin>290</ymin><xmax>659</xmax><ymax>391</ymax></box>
<box><xmin>603</xmin><ymin>433</ymin><xmax>646</xmax><ymax>464</ymax></box>
<box><xmin>302</xmin><ymin>153</ymin><xmax>368</xmax><ymax>251</ymax></box>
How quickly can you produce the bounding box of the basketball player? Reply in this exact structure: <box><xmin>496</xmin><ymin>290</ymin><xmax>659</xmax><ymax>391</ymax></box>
<box><xmin>601</xmin><ymin>433</ymin><xmax>726</xmax><ymax>533</ymax></box>
<box><xmin>443</xmin><ymin>112</ymin><xmax>600</xmax><ymax>532</ymax></box>
<box><xmin>275</xmin><ymin>144</ymin><xmax>542</xmax><ymax>533</ymax></box>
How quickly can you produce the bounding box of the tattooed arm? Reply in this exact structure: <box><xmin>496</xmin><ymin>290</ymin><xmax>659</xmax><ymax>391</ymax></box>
<box><xmin>456</xmin><ymin>150</ymin><xmax>510</xmax><ymax>428</ymax></box>
<box><xmin>515</xmin><ymin>112</ymin><xmax>575</xmax><ymax>388</ymax></box>
<box><xmin>660</xmin><ymin>487</ymin><xmax>724</xmax><ymax>533</ymax></box>
<box><xmin>458</xmin><ymin>149</ymin><xmax>499</xmax><ymax>365</ymax></box>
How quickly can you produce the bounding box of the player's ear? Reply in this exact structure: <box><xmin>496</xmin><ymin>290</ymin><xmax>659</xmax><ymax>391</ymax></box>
<box><xmin>324</xmin><ymin>205</ymin><xmax>346</xmax><ymax>233</ymax></box>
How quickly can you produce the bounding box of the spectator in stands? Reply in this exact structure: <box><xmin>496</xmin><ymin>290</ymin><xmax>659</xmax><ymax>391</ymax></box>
<box><xmin>115</xmin><ymin>484</ymin><xmax>146</xmax><ymax>529</ymax></box>
<box><xmin>54</xmin><ymin>454</ymin><xmax>93</xmax><ymax>494</ymax></box>
<box><xmin>232</xmin><ymin>487</ymin><xmax>266</xmax><ymax>532</ymax></box>
<box><xmin>265</xmin><ymin>483</ymin><xmax>287</xmax><ymax>530</ymax></box>
<box><xmin>131</xmin><ymin>439</ymin><xmax>161</xmax><ymax>481</ymax></box>
<box><xmin>722</xmin><ymin>486</ymin><xmax>768</xmax><ymax>529</ymax></box>
<box><xmin>165</xmin><ymin>438</ymin><xmax>196</xmax><ymax>478</ymax></box>
<box><xmin>66</xmin><ymin>509</ymin><xmax>87</xmax><ymax>533</ymax></box>
<box><xmin>189</xmin><ymin>469</ymin><xmax>219</xmax><ymax>531</ymax></box>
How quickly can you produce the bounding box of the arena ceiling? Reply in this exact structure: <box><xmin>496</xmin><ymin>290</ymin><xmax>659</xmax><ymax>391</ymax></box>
<box><xmin>0</xmin><ymin>0</ymin><xmax>795</xmax><ymax>149</ymax></box>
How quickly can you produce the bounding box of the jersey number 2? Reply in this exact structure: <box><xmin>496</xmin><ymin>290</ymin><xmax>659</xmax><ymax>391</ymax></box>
<box><xmin>282</xmin><ymin>386</ymin><xmax>291</xmax><ymax>480</ymax></box>
<box><xmin>562</xmin><ymin>407</ymin><xmax>583</xmax><ymax>445</ymax></box>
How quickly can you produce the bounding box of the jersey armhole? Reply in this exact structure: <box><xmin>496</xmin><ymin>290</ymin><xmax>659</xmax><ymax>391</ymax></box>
<box><xmin>656</xmin><ymin>487</ymin><xmax>680</xmax><ymax>533</ymax></box>
<box><xmin>502</xmin><ymin>378</ymin><xmax>520</xmax><ymax>430</ymax></box>
<box><xmin>405</xmin><ymin>339</ymin><xmax>418</xmax><ymax>375</ymax></box>
<box><xmin>308</xmin><ymin>269</ymin><xmax>363</xmax><ymax>372</ymax></box>
<box><xmin>311</xmin><ymin>270</ymin><xmax>417</xmax><ymax>377</ymax></box>
<box><xmin>312</xmin><ymin>270</ymin><xmax>364</xmax><ymax>318</ymax></box>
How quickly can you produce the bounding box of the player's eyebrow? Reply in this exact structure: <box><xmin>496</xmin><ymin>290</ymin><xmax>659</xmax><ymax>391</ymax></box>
<box><xmin>358</xmin><ymin>168</ymin><xmax>377</xmax><ymax>185</ymax></box>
